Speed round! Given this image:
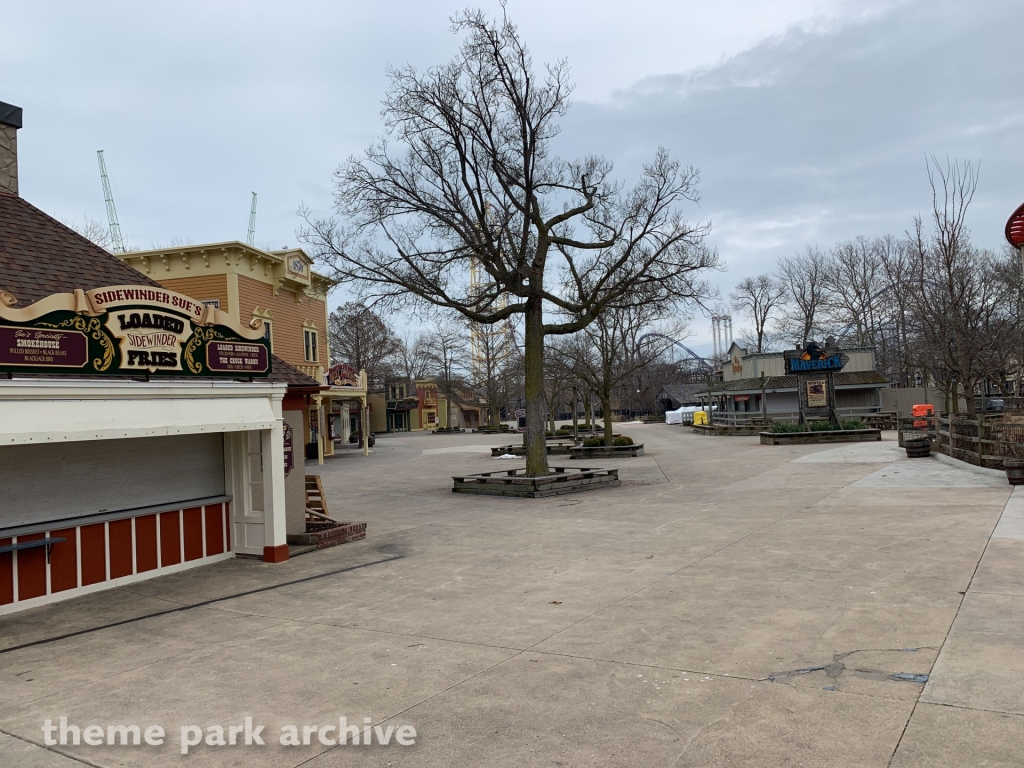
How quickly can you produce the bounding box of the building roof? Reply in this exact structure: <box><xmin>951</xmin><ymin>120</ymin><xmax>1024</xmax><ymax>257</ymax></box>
<box><xmin>266</xmin><ymin>355</ymin><xmax>324</xmax><ymax>390</ymax></box>
<box><xmin>0</xmin><ymin>193</ymin><xmax>321</xmax><ymax>392</ymax></box>
<box><xmin>656</xmin><ymin>383</ymin><xmax>705</xmax><ymax>404</ymax></box>
<box><xmin>0</xmin><ymin>192</ymin><xmax>165</xmax><ymax>305</ymax></box>
<box><xmin>702</xmin><ymin>369</ymin><xmax>889</xmax><ymax>394</ymax></box>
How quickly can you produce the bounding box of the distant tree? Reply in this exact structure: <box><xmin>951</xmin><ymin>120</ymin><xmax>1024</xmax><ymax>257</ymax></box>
<box><xmin>556</xmin><ymin>305</ymin><xmax>676</xmax><ymax>445</ymax></box>
<box><xmin>775</xmin><ymin>246</ymin><xmax>829</xmax><ymax>347</ymax></box>
<box><xmin>61</xmin><ymin>215</ymin><xmax>114</xmax><ymax>251</ymax></box>
<box><xmin>392</xmin><ymin>330</ymin><xmax>430</xmax><ymax>385</ymax></box>
<box><xmin>824</xmin><ymin>236</ymin><xmax>886</xmax><ymax>348</ymax></box>
<box><xmin>468</xmin><ymin>319</ymin><xmax>521</xmax><ymax>427</ymax></box>
<box><xmin>328</xmin><ymin>302</ymin><xmax>401</xmax><ymax>391</ymax></box>
<box><xmin>730</xmin><ymin>274</ymin><xmax>785</xmax><ymax>353</ymax></box>
<box><xmin>299</xmin><ymin>8</ymin><xmax>719</xmax><ymax>475</ymax></box>
<box><xmin>904</xmin><ymin>158</ymin><xmax>1015</xmax><ymax>415</ymax></box>
<box><xmin>420</xmin><ymin>322</ymin><xmax>468</xmax><ymax>428</ymax></box>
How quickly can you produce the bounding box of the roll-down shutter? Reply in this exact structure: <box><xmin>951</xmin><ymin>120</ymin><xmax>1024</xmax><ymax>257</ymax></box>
<box><xmin>0</xmin><ymin>433</ymin><xmax>225</xmax><ymax>529</ymax></box>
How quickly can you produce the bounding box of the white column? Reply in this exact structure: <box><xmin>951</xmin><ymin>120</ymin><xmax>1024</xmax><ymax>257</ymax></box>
<box><xmin>261</xmin><ymin>416</ymin><xmax>288</xmax><ymax>553</ymax></box>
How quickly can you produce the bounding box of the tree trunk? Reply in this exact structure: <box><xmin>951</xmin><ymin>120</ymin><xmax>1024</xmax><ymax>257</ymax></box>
<box><xmin>601</xmin><ymin>391</ymin><xmax>614</xmax><ymax>446</ymax></box>
<box><xmin>523</xmin><ymin>296</ymin><xmax>549</xmax><ymax>476</ymax></box>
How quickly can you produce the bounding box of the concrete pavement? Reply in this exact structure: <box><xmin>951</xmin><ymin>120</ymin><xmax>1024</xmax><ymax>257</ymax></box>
<box><xmin>0</xmin><ymin>425</ymin><xmax>1021</xmax><ymax>766</ymax></box>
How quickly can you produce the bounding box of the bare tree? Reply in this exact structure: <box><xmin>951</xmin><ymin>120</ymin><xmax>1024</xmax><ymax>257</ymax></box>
<box><xmin>904</xmin><ymin>157</ymin><xmax>1014</xmax><ymax>415</ymax></box>
<box><xmin>299</xmin><ymin>8</ymin><xmax>719</xmax><ymax>475</ymax></box>
<box><xmin>875</xmin><ymin>234</ymin><xmax>914</xmax><ymax>384</ymax></box>
<box><xmin>393</xmin><ymin>330</ymin><xmax>430</xmax><ymax>385</ymax></box>
<box><xmin>420</xmin><ymin>322</ymin><xmax>468</xmax><ymax>429</ymax></box>
<box><xmin>468</xmin><ymin>319</ymin><xmax>521</xmax><ymax>427</ymax></box>
<box><xmin>824</xmin><ymin>236</ymin><xmax>886</xmax><ymax>348</ymax></box>
<box><xmin>775</xmin><ymin>246</ymin><xmax>828</xmax><ymax>346</ymax></box>
<box><xmin>730</xmin><ymin>274</ymin><xmax>785</xmax><ymax>353</ymax></box>
<box><xmin>556</xmin><ymin>305</ymin><xmax>676</xmax><ymax>445</ymax></box>
<box><xmin>60</xmin><ymin>215</ymin><xmax>114</xmax><ymax>251</ymax></box>
<box><xmin>328</xmin><ymin>302</ymin><xmax>401</xmax><ymax>391</ymax></box>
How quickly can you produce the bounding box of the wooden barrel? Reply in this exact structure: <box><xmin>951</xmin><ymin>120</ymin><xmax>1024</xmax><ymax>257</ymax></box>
<box><xmin>903</xmin><ymin>433</ymin><xmax>931</xmax><ymax>458</ymax></box>
<box><xmin>1004</xmin><ymin>459</ymin><xmax>1024</xmax><ymax>485</ymax></box>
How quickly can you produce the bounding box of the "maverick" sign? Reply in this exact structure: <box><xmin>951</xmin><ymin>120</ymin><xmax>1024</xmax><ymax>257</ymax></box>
<box><xmin>784</xmin><ymin>341</ymin><xmax>848</xmax><ymax>376</ymax></box>
<box><xmin>0</xmin><ymin>286</ymin><xmax>271</xmax><ymax>377</ymax></box>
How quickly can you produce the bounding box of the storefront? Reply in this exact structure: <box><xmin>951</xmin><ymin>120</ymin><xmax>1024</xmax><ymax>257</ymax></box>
<box><xmin>0</xmin><ymin>284</ymin><xmax>291</xmax><ymax>615</ymax></box>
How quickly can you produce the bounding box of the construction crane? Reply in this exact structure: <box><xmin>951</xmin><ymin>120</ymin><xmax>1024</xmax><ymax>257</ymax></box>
<box><xmin>96</xmin><ymin>150</ymin><xmax>126</xmax><ymax>254</ymax></box>
<box><xmin>246</xmin><ymin>192</ymin><xmax>257</xmax><ymax>246</ymax></box>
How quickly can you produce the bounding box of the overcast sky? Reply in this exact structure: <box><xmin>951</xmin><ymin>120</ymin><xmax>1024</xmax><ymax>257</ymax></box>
<box><xmin>4</xmin><ymin>0</ymin><xmax>1021</xmax><ymax>350</ymax></box>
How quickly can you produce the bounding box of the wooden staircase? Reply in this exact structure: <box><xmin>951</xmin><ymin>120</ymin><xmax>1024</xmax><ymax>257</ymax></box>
<box><xmin>305</xmin><ymin>475</ymin><xmax>328</xmax><ymax>522</ymax></box>
<box><xmin>289</xmin><ymin>475</ymin><xmax>367</xmax><ymax>550</ymax></box>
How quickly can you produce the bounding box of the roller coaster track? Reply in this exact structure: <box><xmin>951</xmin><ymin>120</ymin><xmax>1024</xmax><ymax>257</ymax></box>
<box><xmin>638</xmin><ymin>333</ymin><xmax>713</xmax><ymax>371</ymax></box>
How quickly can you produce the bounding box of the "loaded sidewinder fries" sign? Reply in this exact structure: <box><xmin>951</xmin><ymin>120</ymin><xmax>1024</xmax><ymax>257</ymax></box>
<box><xmin>0</xmin><ymin>285</ymin><xmax>271</xmax><ymax>377</ymax></box>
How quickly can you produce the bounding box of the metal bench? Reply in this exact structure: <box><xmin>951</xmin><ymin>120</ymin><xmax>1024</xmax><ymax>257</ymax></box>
<box><xmin>0</xmin><ymin>537</ymin><xmax>67</xmax><ymax>563</ymax></box>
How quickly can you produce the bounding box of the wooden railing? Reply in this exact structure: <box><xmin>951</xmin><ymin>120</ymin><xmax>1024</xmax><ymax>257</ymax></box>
<box><xmin>933</xmin><ymin>415</ymin><xmax>1024</xmax><ymax>468</ymax></box>
<box><xmin>296</xmin><ymin>364</ymin><xmax>326</xmax><ymax>384</ymax></box>
<box><xmin>710</xmin><ymin>406</ymin><xmax>881</xmax><ymax>427</ymax></box>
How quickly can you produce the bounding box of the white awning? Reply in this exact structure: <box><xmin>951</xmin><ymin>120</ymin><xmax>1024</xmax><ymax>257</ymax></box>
<box><xmin>0</xmin><ymin>379</ymin><xmax>284</xmax><ymax>445</ymax></box>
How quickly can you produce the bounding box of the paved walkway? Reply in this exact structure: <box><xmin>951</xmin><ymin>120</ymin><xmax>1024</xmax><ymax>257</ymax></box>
<box><xmin>1</xmin><ymin>426</ymin><xmax>1021</xmax><ymax>766</ymax></box>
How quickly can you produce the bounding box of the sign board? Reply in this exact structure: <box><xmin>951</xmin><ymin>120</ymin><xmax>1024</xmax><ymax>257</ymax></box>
<box><xmin>283</xmin><ymin>421</ymin><xmax>294</xmax><ymax>476</ymax></box>
<box><xmin>328</xmin><ymin>363</ymin><xmax>360</xmax><ymax>387</ymax></box>
<box><xmin>784</xmin><ymin>340</ymin><xmax>845</xmax><ymax>425</ymax></box>
<box><xmin>0</xmin><ymin>286</ymin><xmax>271</xmax><ymax>377</ymax></box>
<box><xmin>784</xmin><ymin>341</ymin><xmax>848</xmax><ymax>375</ymax></box>
<box><xmin>805</xmin><ymin>378</ymin><xmax>827</xmax><ymax>408</ymax></box>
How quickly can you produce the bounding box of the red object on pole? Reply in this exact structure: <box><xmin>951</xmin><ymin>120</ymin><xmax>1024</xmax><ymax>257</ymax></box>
<box><xmin>1006</xmin><ymin>201</ymin><xmax>1024</xmax><ymax>248</ymax></box>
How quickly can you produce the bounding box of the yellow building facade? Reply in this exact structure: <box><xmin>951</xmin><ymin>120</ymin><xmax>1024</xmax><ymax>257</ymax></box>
<box><xmin>116</xmin><ymin>242</ymin><xmax>370</xmax><ymax>457</ymax></box>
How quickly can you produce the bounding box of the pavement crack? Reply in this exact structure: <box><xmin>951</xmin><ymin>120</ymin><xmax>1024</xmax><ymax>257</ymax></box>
<box><xmin>0</xmin><ymin>726</ymin><xmax>104</xmax><ymax>767</ymax></box>
<box><xmin>768</xmin><ymin>648</ymin><xmax>933</xmax><ymax>688</ymax></box>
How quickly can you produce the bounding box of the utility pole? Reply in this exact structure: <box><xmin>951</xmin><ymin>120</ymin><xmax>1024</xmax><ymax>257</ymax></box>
<box><xmin>96</xmin><ymin>150</ymin><xmax>126</xmax><ymax>254</ymax></box>
<box><xmin>246</xmin><ymin>192</ymin><xmax>257</xmax><ymax>246</ymax></box>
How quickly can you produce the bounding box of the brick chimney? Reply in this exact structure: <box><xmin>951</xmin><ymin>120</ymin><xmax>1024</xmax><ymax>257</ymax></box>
<box><xmin>0</xmin><ymin>101</ymin><xmax>22</xmax><ymax>196</ymax></box>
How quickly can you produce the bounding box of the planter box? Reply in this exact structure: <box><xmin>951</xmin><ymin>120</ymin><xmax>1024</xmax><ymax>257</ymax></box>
<box><xmin>569</xmin><ymin>443</ymin><xmax>644</xmax><ymax>459</ymax></box>
<box><xmin>692</xmin><ymin>424</ymin><xmax>764</xmax><ymax>436</ymax></box>
<box><xmin>759</xmin><ymin>429</ymin><xmax>882</xmax><ymax>445</ymax></box>
<box><xmin>287</xmin><ymin>521</ymin><xmax>367</xmax><ymax>549</ymax></box>
<box><xmin>452</xmin><ymin>466</ymin><xmax>620</xmax><ymax>498</ymax></box>
<box><xmin>491</xmin><ymin>443</ymin><xmax>574</xmax><ymax>457</ymax></box>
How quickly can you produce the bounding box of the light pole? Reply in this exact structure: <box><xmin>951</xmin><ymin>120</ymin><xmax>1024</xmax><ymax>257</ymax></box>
<box><xmin>572</xmin><ymin>385</ymin><xmax>579</xmax><ymax>441</ymax></box>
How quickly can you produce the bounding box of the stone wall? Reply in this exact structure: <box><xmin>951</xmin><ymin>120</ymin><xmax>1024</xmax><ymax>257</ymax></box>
<box><xmin>0</xmin><ymin>124</ymin><xmax>17</xmax><ymax>196</ymax></box>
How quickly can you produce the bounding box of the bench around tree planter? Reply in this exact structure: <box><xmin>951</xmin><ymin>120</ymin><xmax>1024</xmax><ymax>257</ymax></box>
<box><xmin>569</xmin><ymin>443</ymin><xmax>645</xmax><ymax>459</ymax></box>
<box><xmin>452</xmin><ymin>466</ymin><xmax>620</xmax><ymax>497</ymax></box>
<box><xmin>759</xmin><ymin>429</ymin><xmax>882</xmax><ymax>445</ymax></box>
<box><xmin>491</xmin><ymin>443</ymin><xmax>575</xmax><ymax>457</ymax></box>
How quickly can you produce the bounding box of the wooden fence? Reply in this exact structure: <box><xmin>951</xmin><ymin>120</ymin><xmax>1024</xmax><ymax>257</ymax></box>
<box><xmin>931</xmin><ymin>415</ymin><xmax>1024</xmax><ymax>468</ymax></box>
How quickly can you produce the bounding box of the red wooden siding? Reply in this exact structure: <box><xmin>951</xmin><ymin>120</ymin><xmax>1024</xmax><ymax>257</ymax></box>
<box><xmin>160</xmin><ymin>512</ymin><xmax>181</xmax><ymax>567</ymax></box>
<box><xmin>1</xmin><ymin>502</ymin><xmax>234</xmax><ymax>613</ymax></box>
<box><xmin>183</xmin><ymin>507</ymin><xmax>204</xmax><ymax>562</ymax></box>
<box><xmin>135</xmin><ymin>515</ymin><xmax>158</xmax><ymax>573</ymax></box>
<box><xmin>0</xmin><ymin>538</ymin><xmax>12</xmax><ymax>605</ymax></box>
<box><xmin>17</xmin><ymin>533</ymin><xmax>47</xmax><ymax>600</ymax></box>
<box><xmin>49</xmin><ymin>528</ymin><xmax>78</xmax><ymax>593</ymax></box>
<box><xmin>204</xmin><ymin>504</ymin><xmax>224</xmax><ymax>556</ymax></box>
<box><xmin>108</xmin><ymin>519</ymin><xmax>133</xmax><ymax>579</ymax></box>
<box><xmin>80</xmin><ymin>524</ymin><xmax>107</xmax><ymax>586</ymax></box>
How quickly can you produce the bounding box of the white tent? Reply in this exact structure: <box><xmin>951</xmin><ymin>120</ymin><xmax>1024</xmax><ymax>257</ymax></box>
<box><xmin>665</xmin><ymin>406</ymin><xmax>699</xmax><ymax>424</ymax></box>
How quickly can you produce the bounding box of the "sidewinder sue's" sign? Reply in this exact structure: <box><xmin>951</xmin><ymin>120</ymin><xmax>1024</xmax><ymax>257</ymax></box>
<box><xmin>0</xmin><ymin>286</ymin><xmax>271</xmax><ymax>377</ymax></box>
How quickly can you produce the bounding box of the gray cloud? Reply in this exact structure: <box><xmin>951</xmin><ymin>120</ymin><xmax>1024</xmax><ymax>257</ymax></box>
<box><xmin>3</xmin><ymin>0</ymin><xmax>1020</xmax><ymax>348</ymax></box>
<box><xmin>564</xmin><ymin>0</ymin><xmax>1023</xmax><ymax>285</ymax></box>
